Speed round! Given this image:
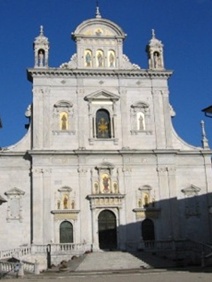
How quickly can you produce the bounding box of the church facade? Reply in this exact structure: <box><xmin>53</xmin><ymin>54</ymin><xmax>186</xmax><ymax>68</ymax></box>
<box><xmin>0</xmin><ymin>8</ymin><xmax>212</xmax><ymax>252</ymax></box>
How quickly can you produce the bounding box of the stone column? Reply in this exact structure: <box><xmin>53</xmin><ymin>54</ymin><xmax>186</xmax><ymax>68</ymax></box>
<box><xmin>32</xmin><ymin>88</ymin><xmax>43</xmax><ymax>149</ymax></box>
<box><xmin>161</xmin><ymin>90</ymin><xmax>173</xmax><ymax>149</ymax></box>
<box><xmin>156</xmin><ymin>166</ymin><xmax>172</xmax><ymax>239</ymax></box>
<box><xmin>91</xmin><ymin>208</ymin><xmax>99</xmax><ymax>251</ymax></box>
<box><xmin>167</xmin><ymin>166</ymin><xmax>179</xmax><ymax>239</ymax></box>
<box><xmin>42</xmin><ymin>168</ymin><xmax>52</xmax><ymax>243</ymax></box>
<box><xmin>152</xmin><ymin>90</ymin><xmax>165</xmax><ymax>149</ymax></box>
<box><xmin>120</xmin><ymin>166</ymin><xmax>131</xmax><ymax>250</ymax></box>
<box><xmin>78</xmin><ymin>167</ymin><xmax>90</xmax><ymax>244</ymax></box>
<box><xmin>32</xmin><ymin>168</ymin><xmax>44</xmax><ymax>244</ymax></box>
<box><xmin>119</xmin><ymin>89</ymin><xmax>129</xmax><ymax>146</ymax></box>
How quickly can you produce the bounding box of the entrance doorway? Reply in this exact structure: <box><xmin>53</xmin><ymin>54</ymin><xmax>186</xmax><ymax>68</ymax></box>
<box><xmin>60</xmin><ymin>221</ymin><xmax>73</xmax><ymax>243</ymax></box>
<box><xmin>142</xmin><ymin>218</ymin><xmax>155</xmax><ymax>241</ymax></box>
<box><xmin>98</xmin><ymin>210</ymin><xmax>117</xmax><ymax>250</ymax></box>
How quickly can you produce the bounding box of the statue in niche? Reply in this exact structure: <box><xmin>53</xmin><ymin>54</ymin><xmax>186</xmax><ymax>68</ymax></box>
<box><xmin>103</xmin><ymin>175</ymin><xmax>110</xmax><ymax>192</ymax></box>
<box><xmin>94</xmin><ymin>183</ymin><xmax>99</xmax><ymax>194</ymax></box>
<box><xmin>153</xmin><ymin>52</ymin><xmax>161</xmax><ymax>68</ymax></box>
<box><xmin>113</xmin><ymin>183</ymin><xmax>118</xmax><ymax>193</ymax></box>
<box><xmin>138</xmin><ymin>114</ymin><xmax>144</xmax><ymax>130</ymax></box>
<box><xmin>138</xmin><ymin>199</ymin><xmax>142</xmax><ymax>208</ymax></box>
<box><xmin>63</xmin><ymin>196</ymin><xmax>68</xmax><ymax>209</ymax></box>
<box><xmin>97</xmin><ymin>52</ymin><xmax>103</xmax><ymax>67</ymax></box>
<box><xmin>71</xmin><ymin>200</ymin><xmax>75</xmax><ymax>209</ymax></box>
<box><xmin>144</xmin><ymin>194</ymin><xmax>149</xmax><ymax>207</ymax></box>
<box><xmin>61</xmin><ymin>114</ymin><xmax>67</xmax><ymax>130</ymax></box>
<box><xmin>38</xmin><ymin>50</ymin><xmax>44</xmax><ymax>67</ymax></box>
<box><xmin>109</xmin><ymin>52</ymin><xmax>115</xmax><ymax>67</ymax></box>
<box><xmin>85</xmin><ymin>51</ymin><xmax>92</xmax><ymax>67</ymax></box>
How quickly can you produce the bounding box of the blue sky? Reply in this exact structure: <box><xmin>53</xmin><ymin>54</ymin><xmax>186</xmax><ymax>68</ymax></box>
<box><xmin>0</xmin><ymin>0</ymin><xmax>212</xmax><ymax>148</ymax></box>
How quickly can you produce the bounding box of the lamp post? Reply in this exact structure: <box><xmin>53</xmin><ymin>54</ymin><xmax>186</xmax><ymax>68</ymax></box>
<box><xmin>0</xmin><ymin>195</ymin><xmax>7</xmax><ymax>205</ymax></box>
<box><xmin>202</xmin><ymin>105</ymin><xmax>212</xmax><ymax>118</ymax></box>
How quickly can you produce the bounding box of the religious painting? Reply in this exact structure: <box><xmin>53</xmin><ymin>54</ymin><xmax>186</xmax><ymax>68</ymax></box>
<box><xmin>96</xmin><ymin>109</ymin><xmax>111</xmax><ymax>138</ymax></box>
<box><xmin>101</xmin><ymin>173</ymin><xmax>111</xmax><ymax>193</ymax></box>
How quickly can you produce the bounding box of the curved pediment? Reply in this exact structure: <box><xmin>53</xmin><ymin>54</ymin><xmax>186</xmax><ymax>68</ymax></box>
<box><xmin>54</xmin><ymin>100</ymin><xmax>73</xmax><ymax>108</ymax></box>
<box><xmin>131</xmin><ymin>101</ymin><xmax>149</xmax><ymax>109</ymax></box>
<box><xmin>84</xmin><ymin>90</ymin><xmax>119</xmax><ymax>102</ymax></box>
<box><xmin>95</xmin><ymin>162</ymin><xmax>115</xmax><ymax>170</ymax></box>
<box><xmin>72</xmin><ymin>18</ymin><xmax>126</xmax><ymax>40</ymax></box>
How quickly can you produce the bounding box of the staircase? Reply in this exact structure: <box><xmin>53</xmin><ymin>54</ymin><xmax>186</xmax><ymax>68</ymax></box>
<box><xmin>1</xmin><ymin>240</ymin><xmax>212</xmax><ymax>278</ymax></box>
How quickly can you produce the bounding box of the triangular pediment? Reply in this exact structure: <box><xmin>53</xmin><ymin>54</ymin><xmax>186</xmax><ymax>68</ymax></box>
<box><xmin>84</xmin><ymin>90</ymin><xmax>119</xmax><ymax>102</ymax></box>
<box><xmin>5</xmin><ymin>187</ymin><xmax>25</xmax><ymax>196</ymax></box>
<box><xmin>181</xmin><ymin>184</ymin><xmax>201</xmax><ymax>196</ymax></box>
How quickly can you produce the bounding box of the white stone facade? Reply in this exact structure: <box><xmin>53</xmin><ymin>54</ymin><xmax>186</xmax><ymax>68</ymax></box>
<box><xmin>0</xmin><ymin>10</ymin><xmax>212</xmax><ymax>252</ymax></box>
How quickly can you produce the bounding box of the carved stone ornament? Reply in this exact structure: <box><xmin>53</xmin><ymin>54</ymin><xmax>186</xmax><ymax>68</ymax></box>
<box><xmin>181</xmin><ymin>184</ymin><xmax>201</xmax><ymax>197</ymax></box>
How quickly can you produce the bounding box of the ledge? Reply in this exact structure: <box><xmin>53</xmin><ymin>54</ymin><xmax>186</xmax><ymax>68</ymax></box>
<box><xmin>27</xmin><ymin>68</ymin><xmax>173</xmax><ymax>81</ymax></box>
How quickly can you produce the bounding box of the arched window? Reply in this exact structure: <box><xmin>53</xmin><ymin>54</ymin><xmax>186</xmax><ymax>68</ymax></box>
<box><xmin>96</xmin><ymin>109</ymin><xmax>111</xmax><ymax>138</ymax></box>
<box><xmin>60</xmin><ymin>221</ymin><xmax>73</xmax><ymax>243</ymax></box>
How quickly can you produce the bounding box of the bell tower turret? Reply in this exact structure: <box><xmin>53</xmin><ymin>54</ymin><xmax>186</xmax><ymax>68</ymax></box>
<box><xmin>146</xmin><ymin>29</ymin><xmax>164</xmax><ymax>70</ymax></box>
<box><xmin>33</xmin><ymin>26</ymin><xmax>50</xmax><ymax>68</ymax></box>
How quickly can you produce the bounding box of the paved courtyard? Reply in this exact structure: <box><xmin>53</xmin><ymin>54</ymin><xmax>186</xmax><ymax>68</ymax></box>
<box><xmin>4</xmin><ymin>270</ymin><xmax>212</xmax><ymax>282</ymax></box>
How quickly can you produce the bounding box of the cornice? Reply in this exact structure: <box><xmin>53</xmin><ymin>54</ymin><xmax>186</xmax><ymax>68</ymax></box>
<box><xmin>27</xmin><ymin>68</ymin><xmax>173</xmax><ymax>81</ymax></box>
<box><xmin>27</xmin><ymin>149</ymin><xmax>212</xmax><ymax>156</ymax></box>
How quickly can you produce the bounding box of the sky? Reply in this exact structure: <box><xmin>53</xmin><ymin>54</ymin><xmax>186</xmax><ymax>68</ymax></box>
<box><xmin>0</xmin><ymin>0</ymin><xmax>212</xmax><ymax>148</ymax></box>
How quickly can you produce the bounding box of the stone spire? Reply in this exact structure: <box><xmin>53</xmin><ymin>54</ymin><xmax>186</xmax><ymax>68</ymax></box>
<box><xmin>33</xmin><ymin>25</ymin><xmax>50</xmax><ymax>68</ymax></box>
<box><xmin>201</xmin><ymin>120</ymin><xmax>209</xmax><ymax>149</ymax></box>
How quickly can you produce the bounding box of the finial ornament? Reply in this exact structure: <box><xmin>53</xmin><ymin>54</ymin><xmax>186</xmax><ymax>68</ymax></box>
<box><xmin>152</xmin><ymin>29</ymin><xmax>156</xmax><ymax>39</ymax></box>
<box><xmin>96</xmin><ymin>0</ymin><xmax>101</xmax><ymax>18</ymax></box>
<box><xmin>201</xmin><ymin>120</ymin><xmax>209</xmax><ymax>149</ymax></box>
<box><xmin>40</xmin><ymin>25</ymin><xmax>44</xmax><ymax>36</ymax></box>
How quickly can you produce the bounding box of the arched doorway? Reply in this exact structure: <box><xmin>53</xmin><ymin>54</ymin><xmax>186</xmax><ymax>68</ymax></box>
<box><xmin>98</xmin><ymin>210</ymin><xmax>117</xmax><ymax>250</ymax></box>
<box><xmin>142</xmin><ymin>218</ymin><xmax>155</xmax><ymax>241</ymax></box>
<box><xmin>60</xmin><ymin>221</ymin><xmax>73</xmax><ymax>243</ymax></box>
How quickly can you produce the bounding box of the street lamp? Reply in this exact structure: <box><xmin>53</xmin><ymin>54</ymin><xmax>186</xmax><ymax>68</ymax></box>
<box><xmin>202</xmin><ymin>105</ymin><xmax>212</xmax><ymax>118</ymax></box>
<box><xmin>0</xmin><ymin>195</ymin><xmax>7</xmax><ymax>205</ymax></box>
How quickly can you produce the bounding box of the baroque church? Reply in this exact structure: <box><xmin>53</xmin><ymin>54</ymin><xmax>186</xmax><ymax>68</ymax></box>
<box><xmin>0</xmin><ymin>6</ymin><xmax>212</xmax><ymax>253</ymax></box>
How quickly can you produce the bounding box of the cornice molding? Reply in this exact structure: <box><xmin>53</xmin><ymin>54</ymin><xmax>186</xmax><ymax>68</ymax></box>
<box><xmin>27</xmin><ymin>149</ymin><xmax>212</xmax><ymax>156</ymax></box>
<box><xmin>27</xmin><ymin>68</ymin><xmax>173</xmax><ymax>81</ymax></box>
